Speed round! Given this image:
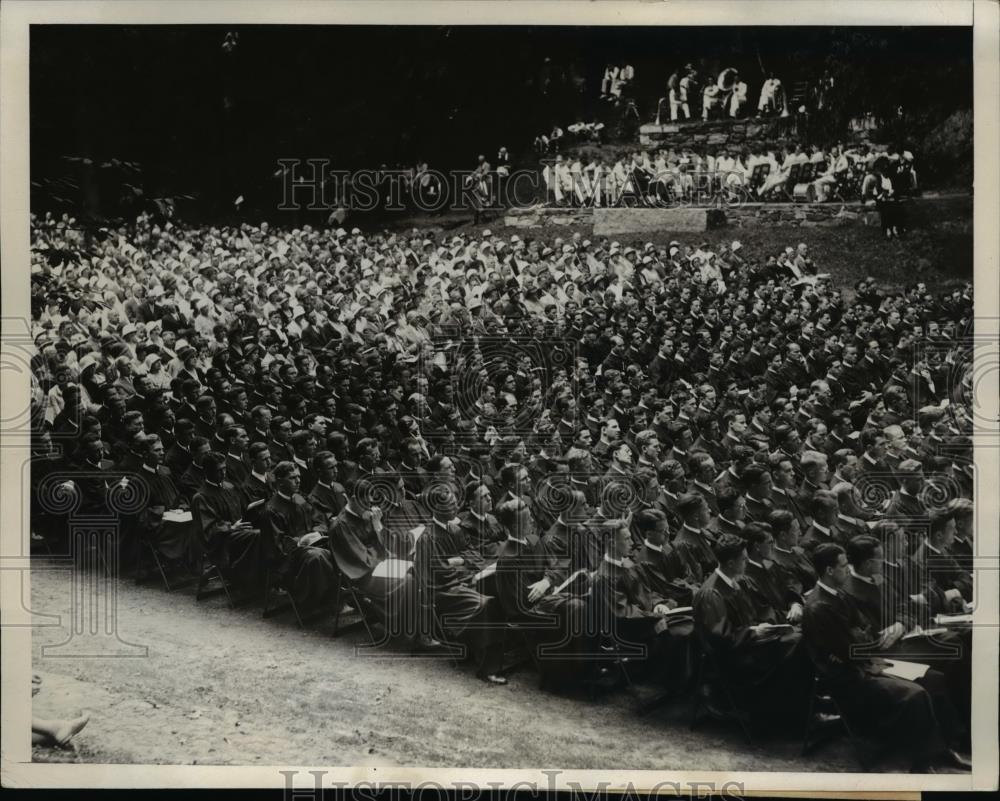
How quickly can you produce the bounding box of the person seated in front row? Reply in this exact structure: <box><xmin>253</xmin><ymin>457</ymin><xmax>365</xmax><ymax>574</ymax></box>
<box><xmin>412</xmin><ymin>487</ymin><xmax>508</xmax><ymax>684</ymax></box>
<box><xmin>692</xmin><ymin>533</ymin><xmax>812</xmax><ymax>729</ymax></box>
<box><xmin>264</xmin><ymin>460</ymin><xmax>338</xmax><ymax>612</ymax></box>
<box><xmin>801</xmin><ymin>543</ymin><xmax>970</xmax><ymax>772</ymax></box>
<box><xmin>590</xmin><ymin>518</ymin><xmax>694</xmax><ymax>687</ymax></box>
<box><xmin>843</xmin><ymin>531</ymin><xmax>970</xmax><ymax>739</ymax></box>
<box><xmin>326</xmin><ymin>476</ymin><xmax>429</xmax><ymax>646</ymax></box>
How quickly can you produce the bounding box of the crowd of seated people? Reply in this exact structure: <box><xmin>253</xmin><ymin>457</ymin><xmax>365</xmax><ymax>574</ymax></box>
<box><xmin>540</xmin><ymin>142</ymin><xmax>916</xmax><ymax>208</ymax></box>
<box><xmin>28</xmin><ymin>210</ymin><xmax>973</xmax><ymax>769</ymax></box>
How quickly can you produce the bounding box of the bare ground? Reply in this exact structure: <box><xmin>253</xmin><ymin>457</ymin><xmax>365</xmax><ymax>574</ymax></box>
<box><xmin>26</xmin><ymin>561</ymin><xmax>883</xmax><ymax>771</ymax></box>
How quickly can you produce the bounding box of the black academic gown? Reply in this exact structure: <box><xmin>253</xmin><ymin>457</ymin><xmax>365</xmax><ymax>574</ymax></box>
<box><xmin>801</xmin><ymin>583</ymin><xmax>950</xmax><ymax>762</ymax></box>
<box><xmin>265</xmin><ymin>491</ymin><xmax>337</xmax><ymax>610</ymax></box>
<box><xmin>192</xmin><ymin>479</ymin><xmax>262</xmax><ymax>587</ymax></box>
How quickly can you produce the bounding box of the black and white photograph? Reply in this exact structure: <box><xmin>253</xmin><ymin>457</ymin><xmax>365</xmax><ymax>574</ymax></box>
<box><xmin>2</xmin><ymin>0</ymin><xmax>998</xmax><ymax>793</ymax></box>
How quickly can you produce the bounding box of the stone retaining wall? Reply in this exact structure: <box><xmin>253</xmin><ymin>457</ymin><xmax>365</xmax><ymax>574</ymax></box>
<box><xmin>502</xmin><ymin>194</ymin><xmax>970</xmax><ymax>232</ymax></box>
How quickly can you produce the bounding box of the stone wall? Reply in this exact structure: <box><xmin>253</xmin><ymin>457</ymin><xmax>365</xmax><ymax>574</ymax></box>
<box><xmin>594</xmin><ymin>207</ymin><xmax>726</xmax><ymax>236</ymax></box>
<box><xmin>638</xmin><ymin>117</ymin><xmax>794</xmax><ymax>150</ymax></box>
<box><xmin>502</xmin><ymin>194</ymin><xmax>970</xmax><ymax>232</ymax></box>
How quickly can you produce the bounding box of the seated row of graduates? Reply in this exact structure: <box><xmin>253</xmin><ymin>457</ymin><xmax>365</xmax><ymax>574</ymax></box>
<box><xmin>181</xmin><ymin>450</ymin><xmax>971</xmax><ymax>763</ymax></box>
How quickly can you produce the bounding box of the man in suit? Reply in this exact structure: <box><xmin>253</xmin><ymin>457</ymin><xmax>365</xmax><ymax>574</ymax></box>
<box><xmin>801</xmin><ymin>543</ymin><xmax>969</xmax><ymax>771</ymax></box>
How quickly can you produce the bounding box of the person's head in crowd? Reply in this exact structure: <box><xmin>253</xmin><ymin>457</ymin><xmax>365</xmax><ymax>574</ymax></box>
<box><xmin>714</xmin><ymin>533</ymin><xmax>749</xmax><ymax>579</ymax></box>
<box><xmin>290</xmin><ymin>429</ymin><xmax>317</xmax><ymax>461</ymax></box>
<box><xmin>313</xmin><ymin>450</ymin><xmax>339</xmax><ymax>486</ymax></box>
<box><xmin>174</xmin><ymin>418</ymin><xmax>195</xmax><ymax>448</ymax></box>
<box><xmin>677</xmin><ymin>492</ymin><xmax>711</xmax><ymax>530</ymax></box>
<box><xmin>800</xmin><ymin>450</ymin><xmax>829</xmax><ymax>486</ymax></box>
<box><xmin>496</xmin><ymin>498</ymin><xmax>535</xmax><ymax>542</ymax></box>
<box><xmin>927</xmin><ymin>508</ymin><xmax>957</xmax><ymax>551</ymax></box>
<box><xmin>635</xmin><ymin>508</ymin><xmax>669</xmax><ymax>548</ymax></box>
<box><xmin>742</xmin><ymin>522</ymin><xmax>774</xmax><ymax>564</ymax></box>
<box><xmin>273</xmin><ymin>460</ymin><xmax>302</xmax><ymax>497</ymax></box>
<box><xmin>203</xmin><ymin>451</ymin><xmax>228</xmax><ymax>485</ymax></box>
<box><xmin>248</xmin><ymin>441</ymin><xmax>273</xmax><ymax>477</ymax></box>
<box><xmin>741</xmin><ymin>463</ymin><xmax>772</xmax><ymax>500</ymax></box>
<box><xmin>948</xmin><ymin>498</ymin><xmax>973</xmax><ymax>544</ymax></box>
<box><xmin>465</xmin><ymin>480</ymin><xmax>494</xmax><ymax>518</ymax></box>
<box><xmin>190</xmin><ymin>436</ymin><xmax>212</xmax><ymax>467</ymax></box>
<box><xmin>768</xmin><ymin>509</ymin><xmax>801</xmax><ymax>550</ymax></box>
<box><xmin>688</xmin><ymin>451</ymin><xmax>716</xmax><ymax>486</ymax></box>
<box><xmin>812</xmin><ymin>542</ymin><xmax>849</xmax><ymax>589</ymax></box>
<box><xmin>810</xmin><ymin>489</ymin><xmax>839</xmax><ymax>527</ymax></box>
<box><xmin>270</xmin><ymin>416</ymin><xmax>293</xmax><ymax>444</ymax></box>
<box><xmin>717</xmin><ymin>486</ymin><xmax>746</xmax><ymax>524</ymax></box>
<box><xmin>846</xmin><ymin>534</ymin><xmax>883</xmax><ymax>580</ymax></box>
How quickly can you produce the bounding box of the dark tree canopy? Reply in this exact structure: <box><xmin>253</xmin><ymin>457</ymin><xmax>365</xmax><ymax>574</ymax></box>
<box><xmin>31</xmin><ymin>25</ymin><xmax>971</xmax><ymax>222</ymax></box>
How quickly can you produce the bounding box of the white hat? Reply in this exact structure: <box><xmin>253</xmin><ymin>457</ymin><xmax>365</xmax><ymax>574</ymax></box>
<box><xmin>731</xmin><ymin>240</ymin><xmax>743</xmax><ymax>252</ymax></box>
<box><xmin>121</xmin><ymin>323</ymin><xmax>137</xmax><ymax>338</ymax></box>
<box><xmin>482</xmin><ymin>229</ymin><xmax>493</xmax><ymax>238</ymax></box>
<box><xmin>562</xmin><ymin>244</ymin><xmax>574</xmax><ymax>254</ymax></box>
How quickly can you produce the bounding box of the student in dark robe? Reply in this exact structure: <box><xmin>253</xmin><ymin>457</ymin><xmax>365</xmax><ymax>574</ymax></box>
<box><xmin>192</xmin><ymin>452</ymin><xmax>261</xmax><ymax>589</ymax></box>
<box><xmin>412</xmin><ymin>487</ymin><xmax>507</xmax><ymax>684</ymax></box>
<box><xmin>590</xmin><ymin>518</ymin><xmax>693</xmax><ymax>686</ymax></box>
<box><xmin>326</xmin><ymin>476</ymin><xmax>425</xmax><ymax>643</ymax></box>
<box><xmin>264</xmin><ymin>460</ymin><xmax>338</xmax><ymax>611</ymax></box>
<box><xmin>844</xmin><ymin>532</ymin><xmax>970</xmax><ymax>738</ymax></box>
<box><xmin>909</xmin><ymin>509</ymin><xmax>973</xmax><ymax>605</ymax></box>
<box><xmin>631</xmin><ymin>508</ymin><xmax>699</xmax><ymax>607</ymax></box>
<box><xmin>223</xmin><ymin>426</ymin><xmax>251</xmax><ymax>487</ymax></box>
<box><xmin>133</xmin><ymin>434</ymin><xmax>195</xmax><ymax>565</ymax></box>
<box><xmin>178</xmin><ymin>436</ymin><xmax>212</xmax><ymax>502</ymax></box>
<box><xmin>307</xmin><ymin>450</ymin><xmax>347</xmax><ymax>524</ymax></box>
<box><xmin>693</xmin><ymin>533</ymin><xmax>811</xmax><ymax>728</ymax></box>
<box><xmin>457</xmin><ymin>480</ymin><xmax>505</xmax><ymax>559</ymax></box>
<box><xmin>539</xmin><ymin>489</ymin><xmax>591</xmax><ymax>588</ymax></box>
<box><xmin>242</xmin><ymin>442</ymin><xmax>274</xmax><ymax>504</ymax></box>
<box><xmin>802</xmin><ymin>543</ymin><xmax>970</xmax><ymax>772</ymax></box>
<box><xmin>740</xmin><ymin>522</ymin><xmax>803</xmax><ymax>622</ymax></box>
<box><xmin>767</xmin><ymin>509</ymin><xmax>817</xmax><ymax>600</ymax></box>
<box><xmin>672</xmin><ymin>492</ymin><xmax>719</xmax><ymax>583</ymax></box>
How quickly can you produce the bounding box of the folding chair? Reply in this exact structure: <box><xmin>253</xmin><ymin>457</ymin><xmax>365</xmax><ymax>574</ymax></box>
<box><xmin>800</xmin><ymin>674</ymin><xmax>883</xmax><ymax>770</ymax></box>
<box><xmin>331</xmin><ymin>580</ymin><xmax>376</xmax><ymax>641</ymax></box>
<box><xmin>782</xmin><ymin>162</ymin><xmax>803</xmax><ymax>201</ymax></box>
<box><xmin>194</xmin><ymin>550</ymin><xmax>235</xmax><ymax>608</ymax></box>
<box><xmin>134</xmin><ymin>537</ymin><xmax>195</xmax><ymax>592</ymax></box>
<box><xmin>688</xmin><ymin>645</ymin><xmax>754</xmax><ymax>745</ymax></box>
<box><xmin>749</xmin><ymin>163</ymin><xmax>770</xmax><ymax>194</ymax></box>
<box><xmin>261</xmin><ymin>565</ymin><xmax>304</xmax><ymax>627</ymax></box>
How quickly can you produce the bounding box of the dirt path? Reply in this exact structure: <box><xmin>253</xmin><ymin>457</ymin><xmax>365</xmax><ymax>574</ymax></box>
<box><xmin>29</xmin><ymin>563</ymin><xmax>864</xmax><ymax>771</ymax></box>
